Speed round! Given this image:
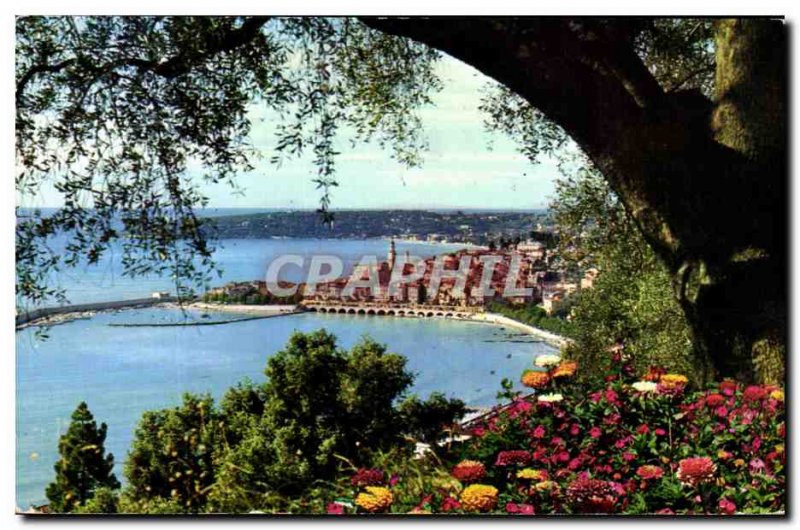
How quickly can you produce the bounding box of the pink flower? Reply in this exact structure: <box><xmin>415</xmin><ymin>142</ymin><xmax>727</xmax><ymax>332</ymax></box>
<box><xmin>749</xmin><ymin>457</ymin><xmax>767</xmax><ymax>474</ymax></box>
<box><xmin>623</xmin><ymin>452</ymin><xmax>636</xmax><ymax>462</ymax></box>
<box><xmin>569</xmin><ymin>424</ymin><xmax>581</xmax><ymax>436</ymax></box>
<box><xmin>326</xmin><ymin>502</ymin><xmax>345</xmax><ymax>514</ymax></box>
<box><xmin>471</xmin><ymin>426</ymin><xmax>486</xmax><ymax>437</ymax></box>
<box><xmin>532</xmin><ymin>425</ymin><xmax>546</xmax><ymax>439</ymax></box>
<box><xmin>589</xmin><ymin>427</ymin><xmax>602</xmax><ymax>438</ymax></box>
<box><xmin>566</xmin><ymin>477</ymin><xmax>619</xmax><ymax>514</ymax></box>
<box><xmin>506</xmin><ymin>502</ymin><xmax>535</xmax><ymax>515</ymax></box>
<box><xmin>719</xmin><ymin>498</ymin><xmax>736</xmax><ymax>515</ymax></box>
<box><xmin>656</xmin><ymin>508</ymin><xmax>675</xmax><ymax>515</ymax></box>
<box><xmin>636</xmin><ymin>424</ymin><xmax>650</xmax><ymax>435</ymax></box>
<box><xmin>655</xmin><ymin>428</ymin><xmax>666</xmax><ymax>436</ymax></box>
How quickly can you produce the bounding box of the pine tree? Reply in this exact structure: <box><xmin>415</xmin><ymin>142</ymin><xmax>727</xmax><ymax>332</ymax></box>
<box><xmin>45</xmin><ymin>402</ymin><xmax>120</xmax><ymax>512</ymax></box>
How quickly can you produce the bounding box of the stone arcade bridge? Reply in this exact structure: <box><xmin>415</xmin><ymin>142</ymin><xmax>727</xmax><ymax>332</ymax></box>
<box><xmin>300</xmin><ymin>301</ymin><xmax>482</xmax><ymax>320</ymax></box>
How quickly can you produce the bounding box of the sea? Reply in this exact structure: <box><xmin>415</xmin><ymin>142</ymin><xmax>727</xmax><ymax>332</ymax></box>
<box><xmin>15</xmin><ymin>216</ymin><xmax>556</xmax><ymax>509</ymax></box>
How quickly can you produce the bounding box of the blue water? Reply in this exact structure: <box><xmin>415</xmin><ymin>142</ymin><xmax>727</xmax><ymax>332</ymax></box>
<box><xmin>16</xmin><ymin>237</ymin><xmax>555</xmax><ymax>509</ymax></box>
<box><xmin>32</xmin><ymin>238</ymin><xmax>469</xmax><ymax>306</ymax></box>
<box><xmin>16</xmin><ymin>308</ymin><xmax>553</xmax><ymax>508</ymax></box>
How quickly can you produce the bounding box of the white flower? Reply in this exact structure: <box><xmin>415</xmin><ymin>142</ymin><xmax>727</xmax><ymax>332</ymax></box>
<box><xmin>632</xmin><ymin>381</ymin><xmax>658</xmax><ymax>393</ymax></box>
<box><xmin>534</xmin><ymin>354</ymin><xmax>562</xmax><ymax>368</ymax></box>
<box><xmin>537</xmin><ymin>393</ymin><xmax>564</xmax><ymax>403</ymax></box>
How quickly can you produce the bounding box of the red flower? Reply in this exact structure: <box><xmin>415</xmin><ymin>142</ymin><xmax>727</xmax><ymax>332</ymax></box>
<box><xmin>719</xmin><ymin>380</ymin><xmax>738</xmax><ymax>396</ymax></box>
<box><xmin>636</xmin><ymin>424</ymin><xmax>650</xmax><ymax>435</ymax></box>
<box><xmin>326</xmin><ymin>502</ymin><xmax>345</xmax><ymax>514</ymax></box>
<box><xmin>743</xmin><ymin>385</ymin><xmax>768</xmax><ymax>402</ymax></box>
<box><xmin>441</xmin><ymin>496</ymin><xmax>462</xmax><ymax>513</ymax></box>
<box><xmin>351</xmin><ymin>468</ymin><xmax>384</xmax><ymax>487</ymax></box>
<box><xmin>705</xmin><ymin>393</ymin><xmax>726</xmax><ymax>408</ymax></box>
<box><xmin>719</xmin><ymin>498</ymin><xmax>737</xmax><ymax>515</ymax></box>
<box><xmin>676</xmin><ymin>457</ymin><xmax>716</xmax><ymax>486</ymax></box>
<box><xmin>495</xmin><ymin>450</ymin><xmax>531</xmax><ymax>466</ymax></box>
<box><xmin>451</xmin><ymin>460</ymin><xmax>486</xmax><ymax>483</ymax></box>
<box><xmin>636</xmin><ymin>465</ymin><xmax>664</xmax><ymax>480</ymax></box>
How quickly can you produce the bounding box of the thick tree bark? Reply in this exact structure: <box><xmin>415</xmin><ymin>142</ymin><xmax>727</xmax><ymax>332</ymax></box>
<box><xmin>363</xmin><ymin>17</ymin><xmax>786</xmax><ymax>382</ymax></box>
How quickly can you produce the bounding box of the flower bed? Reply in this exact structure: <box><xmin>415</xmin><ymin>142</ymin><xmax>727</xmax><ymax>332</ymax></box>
<box><xmin>325</xmin><ymin>345</ymin><xmax>785</xmax><ymax>515</ymax></box>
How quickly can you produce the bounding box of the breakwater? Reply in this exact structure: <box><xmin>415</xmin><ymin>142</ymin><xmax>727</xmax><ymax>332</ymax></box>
<box><xmin>15</xmin><ymin>296</ymin><xmax>178</xmax><ymax>328</ymax></box>
<box><xmin>107</xmin><ymin>312</ymin><xmax>296</xmax><ymax>327</ymax></box>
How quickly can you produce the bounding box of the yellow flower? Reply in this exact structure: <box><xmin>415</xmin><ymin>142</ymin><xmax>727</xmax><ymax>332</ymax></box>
<box><xmin>770</xmin><ymin>390</ymin><xmax>784</xmax><ymax>402</ymax></box>
<box><xmin>659</xmin><ymin>374</ymin><xmax>688</xmax><ymax>389</ymax></box>
<box><xmin>460</xmin><ymin>484</ymin><xmax>498</xmax><ymax>512</ymax></box>
<box><xmin>517</xmin><ymin>468</ymin><xmax>547</xmax><ymax>481</ymax></box>
<box><xmin>355</xmin><ymin>486</ymin><xmax>393</xmax><ymax>513</ymax></box>
<box><xmin>775</xmin><ymin>445</ymin><xmax>784</xmax><ymax>454</ymax></box>
<box><xmin>552</xmin><ymin>360</ymin><xmax>578</xmax><ymax>378</ymax></box>
<box><xmin>733</xmin><ymin>459</ymin><xmax>746</xmax><ymax>468</ymax></box>
<box><xmin>534</xmin><ymin>480</ymin><xmax>558</xmax><ymax>493</ymax></box>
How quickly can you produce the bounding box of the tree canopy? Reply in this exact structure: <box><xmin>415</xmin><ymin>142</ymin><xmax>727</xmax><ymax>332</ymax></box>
<box><xmin>16</xmin><ymin>16</ymin><xmax>786</xmax><ymax>380</ymax></box>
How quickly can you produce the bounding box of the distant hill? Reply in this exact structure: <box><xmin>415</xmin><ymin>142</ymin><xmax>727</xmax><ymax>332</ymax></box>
<box><xmin>200</xmin><ymin>209</ymin><xmax>552</xmax><ymax>244</ymax></box>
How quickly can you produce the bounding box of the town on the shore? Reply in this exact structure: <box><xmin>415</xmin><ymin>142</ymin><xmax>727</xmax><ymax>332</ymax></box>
<box><xmin>205</xmin><ymin>237</ymin><xmax>599</xmax><ymax>316</ymax></box>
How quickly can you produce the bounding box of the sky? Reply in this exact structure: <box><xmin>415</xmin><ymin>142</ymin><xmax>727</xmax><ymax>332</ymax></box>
<box><xmin>19</xmin><ymin>54</ymin><xmax>561</xmax><ymax>211</ymax></box>
<box><xmin>218</xmin><ymin>55</ymin><xmax>560</xmax><ymax>210</ymax></box>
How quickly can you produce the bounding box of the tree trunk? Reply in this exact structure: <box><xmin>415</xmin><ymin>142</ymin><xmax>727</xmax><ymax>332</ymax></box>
<box><xmin>363</xmin><ymin>17</ymin><xmax>786</xmax><ymax>382</ymax></box>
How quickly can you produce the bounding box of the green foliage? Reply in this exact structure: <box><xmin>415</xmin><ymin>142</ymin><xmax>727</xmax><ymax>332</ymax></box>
<box><xmin>122</xmin><ymin>330</ymin><xmax>464</xmax><ymax>513</ymax></box>
<box><xmin>124</xmin><ymin>393</ymin><xmax>219</xmax><ymax>512</ymax></box>
<box><xmin>550</xmin><ymin>164</ymin><xmax>704</xmax><ymax>384</ymax></box>
<box><xmin>72</xmin><ymin>487</ymin><xmax>119</xmax><ymax>514</ymax></box>
<box><xmin>45</xmin><ymin>402</ymin><xmax>120</xmax><ymax>513</ymax></box>
<box><xmin>397</xmin><ymin>392</ymin><xmax>467</xmax><ymax>443</ymax></box>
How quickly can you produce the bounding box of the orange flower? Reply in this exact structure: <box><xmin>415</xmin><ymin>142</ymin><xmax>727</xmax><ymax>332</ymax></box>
<box><xmin>451</xmin><ymin>460</ymin><xmax>486</xmax><ymax>483</ymax></box>
<box><xmin>636</xmin><ymin>465</ymin><xmax>664</xmax><ymax>480</ymax></box>
<box><xmin>552</xmin><ymin>360</ymin><xmax>578</xmax><ymax>378</ymax></box>
<box><xmin>521</xmin><ymin>370</ymin><xmax>550</xmax><ymax>389</ymax></box>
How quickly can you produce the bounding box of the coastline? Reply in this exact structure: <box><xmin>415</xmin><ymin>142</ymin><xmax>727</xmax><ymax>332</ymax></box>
<box><xmin>469</xmin><ymin>312</ymin><xmax>570</xmax><ymax>349</ymax></box>
<box><xmin>18</xmin><ymin>299</ymin><xmax>568</xmax><ymax>349</ymax></box>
